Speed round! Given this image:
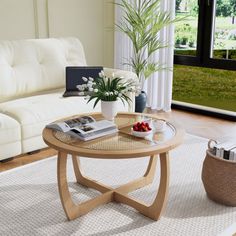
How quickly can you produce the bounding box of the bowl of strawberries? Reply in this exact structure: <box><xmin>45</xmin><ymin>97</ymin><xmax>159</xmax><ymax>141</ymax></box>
<box><xmin>131</xmin><ymin>121</ymin><xmax>152</xmax><ymax>138</ymax></box>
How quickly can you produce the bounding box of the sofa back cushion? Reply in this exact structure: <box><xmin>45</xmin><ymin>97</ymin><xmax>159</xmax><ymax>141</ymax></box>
<box><xmin>0</xmin><ymin>37</ymin><xmax>87</xmax><ymax>102</ymax></box>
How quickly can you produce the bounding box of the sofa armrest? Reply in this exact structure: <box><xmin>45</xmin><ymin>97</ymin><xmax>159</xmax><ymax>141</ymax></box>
<box><xmin>103</xmin><ymin>68</ymin><xmax>138</xmax><ymax>112</ymax></box>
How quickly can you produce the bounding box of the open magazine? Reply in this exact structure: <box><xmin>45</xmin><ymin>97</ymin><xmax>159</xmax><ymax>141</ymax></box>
<box><xmin>46</xmin><ymin>116</ymin><xmax>118</xmax><ymax>141</ymax></box>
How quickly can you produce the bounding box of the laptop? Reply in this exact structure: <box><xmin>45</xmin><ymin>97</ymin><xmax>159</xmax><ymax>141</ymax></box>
<box><xmin>63</xmin><ymin>66</ymin><xmax>103</xmax><ymax>97</ymax></box>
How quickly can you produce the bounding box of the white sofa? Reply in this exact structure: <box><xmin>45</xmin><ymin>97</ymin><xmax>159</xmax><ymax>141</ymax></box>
<box><xmin>0</xmin><ymin>37</ymin><xmax>136</xmax><ymax>161</ymax></box>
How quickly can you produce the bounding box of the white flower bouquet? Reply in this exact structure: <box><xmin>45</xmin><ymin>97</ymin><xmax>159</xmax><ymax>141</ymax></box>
<box><xmin>77</xmin><ymin>70</ymin><xmax>140</xmax><ymax>108</ymax></box>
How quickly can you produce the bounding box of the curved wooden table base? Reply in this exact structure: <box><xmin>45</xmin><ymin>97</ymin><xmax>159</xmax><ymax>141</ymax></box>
<box><xmin>57</xmin><ymin>151</ymin><xmax>169</xmax><ymax>221</ymax></box>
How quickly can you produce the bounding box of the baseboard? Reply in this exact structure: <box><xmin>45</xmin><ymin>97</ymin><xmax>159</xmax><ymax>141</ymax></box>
<box><xmin>27</xmin><ymin>150</ymin><xmax>41</xmax><ymax>155</ymax></box>
<box><xmin>0</xmin><ymin>157</ymin><xmax>14</xmax><ymax>163</ymax></box>
<box><xmin>172</xmin><ymin>101</ymin><xmax>236</xmax><ymax>121</ymax></box>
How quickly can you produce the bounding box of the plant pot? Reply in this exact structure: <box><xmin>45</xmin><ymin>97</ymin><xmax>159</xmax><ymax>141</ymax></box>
<box><xmin>101</xmin><ymin>100</ymin><xmax>118</xmax><ymax>121</ymax></box>
<box><xmin>135</xmin><ymin>91</ymin><xmax>147</xmax><ymax>113</ymax></box>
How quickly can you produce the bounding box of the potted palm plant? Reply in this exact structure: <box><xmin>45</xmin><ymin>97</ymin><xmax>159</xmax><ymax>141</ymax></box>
<box><xmin>116</xmin><ymin>0</ymin><xmax>179</xmax><ymax>112</ymax></box>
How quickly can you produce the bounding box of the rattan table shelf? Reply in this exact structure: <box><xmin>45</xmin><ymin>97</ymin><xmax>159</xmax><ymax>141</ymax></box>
<box><xmin>43</xmin><ymin>112</ymin><xmax>184</xmax><ymax>221</ymax></box>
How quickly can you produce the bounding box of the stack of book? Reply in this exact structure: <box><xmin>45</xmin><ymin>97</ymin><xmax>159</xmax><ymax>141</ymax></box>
<box><xmin>208</xmin><ymin>137</ymin><xmax>236</xmax><ymax>161</ymax></box>
<box><xmin>46</xmin><ymin>115</ymin><xmax>118</xmax><ymax>141</ymax></box>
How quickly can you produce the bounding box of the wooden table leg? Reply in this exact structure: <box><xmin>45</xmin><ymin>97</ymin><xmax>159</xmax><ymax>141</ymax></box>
<box><xmin>144</xmin><ymin>155</ymin><xmax>158</xmax><ymax>184</ymax></box>
<box><xmin>57</xmin><ymin>152</ymin><xmax>113</xmax><ymax>220</ymax></box>
<box><xmin>58</xmin><ymin>152</ymin><xmax>169</xmax><ymax>221</ymax></box>
<box><xmin>147</xmin><ymin>152</ymin><xmax>170</xmax><ymax>220</ymax></box>
<box><xmin>115</xmin><ymin>155</ymin><xmax>157</xmax><ymax>194</ymax></box>
<box><xmin>114</xmin><ymin>152</ymin><xmax>170</xmax><ymax>221</ymax></box>
<box><xmin>72</xmin><ymin>155</ymin><xmax>113</xmax><ymax>193</ymax></box>
<box><xmin>57</xmin><ymin>151</ymin><xmax>77</xmax><ymax>220</ymax></box>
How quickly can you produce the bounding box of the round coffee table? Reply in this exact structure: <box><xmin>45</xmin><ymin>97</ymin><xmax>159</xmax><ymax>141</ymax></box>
<box><xmin>43</xmin><ymin>112</ymin><xmax>184</xmax><ymax>221</ymax></box>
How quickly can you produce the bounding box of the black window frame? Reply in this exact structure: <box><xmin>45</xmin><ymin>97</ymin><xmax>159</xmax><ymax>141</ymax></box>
<box><xmin>175</xmin><ymin>0</ymin><xmax>236</xmax><ymax>71</ymax></box>
<box><xmin>173</xmin><ymin>0</ymin><xmax>236</xmax><ymax>120</ymax></box>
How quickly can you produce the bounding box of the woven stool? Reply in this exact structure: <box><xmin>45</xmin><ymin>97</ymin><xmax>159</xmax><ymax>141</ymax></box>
<box><xmin>202</xmin><ymin>150</ymin><xmax>236</xmax><ymax>206</ymax></box>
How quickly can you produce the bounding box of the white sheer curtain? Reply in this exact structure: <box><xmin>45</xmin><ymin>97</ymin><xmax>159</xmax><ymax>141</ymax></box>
<box><xmin>114</xmin><ymin>0</ymin><xmax>176</xmax><ymax>112</ymax></box>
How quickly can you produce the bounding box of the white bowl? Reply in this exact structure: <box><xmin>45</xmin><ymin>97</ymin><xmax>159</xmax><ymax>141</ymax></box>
<box><xmin>131</xmin><ymin>129</ymin><xmax>152</xmax><ymax>138</ymax></box>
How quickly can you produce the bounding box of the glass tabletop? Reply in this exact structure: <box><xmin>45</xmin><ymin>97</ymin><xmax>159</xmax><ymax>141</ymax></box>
<box><xmin>53</xmin><ymin>113</ymin><xmax>176</xmax><ymax>151</ymax></box>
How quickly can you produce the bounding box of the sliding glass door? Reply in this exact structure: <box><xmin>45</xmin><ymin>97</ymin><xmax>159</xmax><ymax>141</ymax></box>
<box><xmin>173</xmin><ymin>0</ymin><xmax>236</xmax><ymax>113</ymax></box>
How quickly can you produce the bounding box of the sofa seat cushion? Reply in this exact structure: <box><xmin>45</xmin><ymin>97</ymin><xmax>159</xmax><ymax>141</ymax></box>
<box><xmin>0</xmin><ymin>89</ymin><xmax>129</xmax><ymax>152</ymax></box>
<box><xmin>0</xmin><ymin>89</ymin><xmax>100</xmax><ymax>140</ymax></box>
<box><xmin>0</xmin><ymin>113</ymin><xmax>21</xmax><ymax>160</ymax></box>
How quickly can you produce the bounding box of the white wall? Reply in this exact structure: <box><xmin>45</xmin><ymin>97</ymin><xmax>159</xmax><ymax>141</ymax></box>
<box><xmin>0</xmin><ymin>0</ymin><xmax>114</xmax><ymax>67</ymax></box>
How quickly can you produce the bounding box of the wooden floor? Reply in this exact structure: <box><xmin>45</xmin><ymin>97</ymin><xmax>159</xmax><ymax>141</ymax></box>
<box><xmin>0</xmin><ymin>109</ymin><xmax>236</xmax><ymax>172</ymax></box>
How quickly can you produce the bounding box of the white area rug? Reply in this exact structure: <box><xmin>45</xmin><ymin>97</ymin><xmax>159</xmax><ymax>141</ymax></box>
<box><xmin>0</xmin><ymin>134</ymin><xmax>236</xmax><ymax>236</ymax></box>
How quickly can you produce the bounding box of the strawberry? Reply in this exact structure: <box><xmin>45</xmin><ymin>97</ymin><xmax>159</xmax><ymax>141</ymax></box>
<box><xmin>133</xmin><ymin>121</ymin><xmax>152</xmax><ymax>132</ymax></box>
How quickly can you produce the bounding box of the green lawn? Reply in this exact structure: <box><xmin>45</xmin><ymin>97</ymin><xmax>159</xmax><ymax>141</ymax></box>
<box><xmin>173</xmin><ymin>65</ymin><xmax>236</xmax><ymax>112</ymax></box>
